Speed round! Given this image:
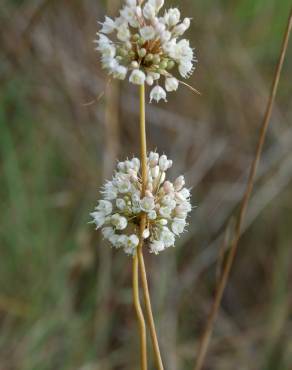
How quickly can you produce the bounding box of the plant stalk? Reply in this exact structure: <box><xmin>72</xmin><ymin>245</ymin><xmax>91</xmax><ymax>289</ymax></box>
<box><xmin>193</xmin><ymin>10</ymin><xmax>292</xmax><ymax>370</ymax></box>
<box><xmin>139</xmin><ymin>84</ymin><xmax>165</xmax><ymax>370</ymax></box>
<box><xmin>133</xmin><ymin>251</ymin><xmax>148</xmax><ymax>370</ymax></box>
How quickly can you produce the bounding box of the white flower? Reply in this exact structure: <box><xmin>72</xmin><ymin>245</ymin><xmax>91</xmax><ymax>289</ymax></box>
<box><xmin>99</xmin><ymin>44</ymin><xmax>116</xmax><ymax>58</ymax></box>
<box><xmin>146</xmin><ymin>75</ymin><xmax>154</xmax><ymax>86</ymax></box>
<box><xmin>163</xmin><ymin>180</ymin><xmax>174</xmax><ymax>193</ymax></box>
<box><xmin>149</xmin><ymin>151</ymin><xmax>159</xmax><ymax>166</ymax></box>
<box><xmin>151</xmin><ymin>165</ymin><xmax>160</xmax><ymax>178</ymax></box>
<box><xmin>150</xmin><ymin>240</ymin><xmax>165</xmax><ymax>254</ymax></box>
<box><xmin>117</xmin><ymin>22</ymin><xmax>131</xmax><ymax>41</ymax></box>
<box><xmin>113</xmin><ymin>65</ymin><xmax>128</xmax><ymax>80</ymax></box>
<box><xmin>164</xmin><ymin>8</ymin><xmax>180</xmax><ymax>27</ymax></box>
<box><xmin>173</xmin><ymin>18</ymin><xmax>191</xmax><ymax>36</ymax></box>
<box><xmin>103</xmin><ymin>182</ymin><xmax>118</xmax><ymax>200</ymax></box>
<box><xmin>102</xmin><ymin>57</ymin><xmax>119</xmax><ymax>72</ymax></box>
<box><xmin>143</xmin><ymin>3</ymin><xmax>156</xmax><ymax>19</ymax></box>
<box><xmin>95</xmin><ymin>0</ymin><xmax>197</xmax><ymax>102</ymax></box>
<box><xmin>148</xmin><ymin>72</ymin><xmax>160</xmax><ymax>81</ymax></box>
<box><xmin>159</xmin><ymin>206</ymin><xmax>172</xmax><ymax>218</ymax></box>
<box><xmin>165</xmin><ymin>77</ymin><xmax>179</xmax><ymax>92</ymax></box>
<box><xmin>111</xmin><ymin>214</ymin><xmax>128</xmax><ymax>230</ymax></box>
<box><xmin>159</xmin><ymin>155</ymin><xmax>171</xmax><ymax>171</ymax></box>
<box><xmin>90</xmin><ymin>153</ymin><xmax>192</xmax><ymax>255</ymax></box>
<box><xmin>183</xmin><ymin>18</ymin><xmax>191</xmax><ymax>30</ymax></box>
<box><xmin>128</xmin><ymin>234</ymin><xmax>139</xmax><ymax>247</ymax></box>
<box><xmin>175</xmin><ymin>201</ymin><xmax>191</xmax><ymax>218</ymax></box>
<box><xmin>150</xmin><ymin>86</ymin><xmax>167</xmax><ymax>103</ymax></box>
<box><xmin>102</xmin><ymin>226</ymin><xmax>115</xmax><ymax>239</ymax></box>
<box><xmin>120</xmin><ymin>6</ymin><xmax>139</xmax><ymax>27</ymax></box>
<box><xmin>173</xmin><ymin>23</ymin><xmax>187</xmax><ymax>36</ymax></box>
<box><xmin>174</xmin><ymin>176</ymin><xmax>185</xmax><ymax>191</ymax></box>
<box><xmin>148</xmin><ymin>210</ymin><xmax>157</xmax><ymax>220</ymax></box>
<box><xmin>160</xmin><ymin>30</ymin><xmax>171</xmax><ymax>43</ymax></box>
<box><xmin>180</xmin><ymin>188</ymin><xmax>190</xmax><ymax>199</ymax></box>
<box><xmin>91</xmin><ymin>211</ymin><xmax>106</xmax><ymax>229</ymax></box>
<box><xmin>100</xmin><ymin>16</ymin><xmax>116</xmax><ymax>34</ymax></box>
<box><xmin>96</xmin><ymin>34</ymin><xmax>112</xmax><ymax>49</ymax></box>
<box><xmin>160</xmin><ymin>227</ymin><xmax>175</xmax><ymax>247</ymax></box>
<box><xmin>179</xmin><ymin>61</ymin><xmax>194</xmax><ymax>78</ymax></box>
<box><xmin>126</xmin><ymin>0</ymin><xmax>137</xmax><ymax>6</ymax></box>
<box><xmin>116</xmin><ymin>235</ymin><xmax>129</xmax><ymax>248</ymax></box>
<box><xmin>140</xmin><ymin>196</ymin><xmax>155</xmax><ymax>212</ymax></box>
<box><xmin>162</xmin><ymin>195</ymin><xmax>176</xmax><ymax>209</ymax></box>
<box><xmin>116</xmin><ymin>177</ymin><xmax>131</xmax><ymax>193</ymax></box>
<box><xmin>159</xmin><ymin>218</ymin><xmax>168</xmax><ymax>226</ymax></box>
<box><xmin>116</xmin><ymin>198</ymin><xmax>127</xmax><ymax>210</ymax></box>
<box><xmin>96</xmin><ymin>200</ymin><xmax>113</xmax><ymax>215</ymax></box>
<box><xmin>129</xmin><ymin>70</ymin><xmax>146</xmax><ymax>85</ymax></box>
<box><xmin>140</xmin><ymin>26</ymin><xmax>156</xmax><ymax>40</ymax></box>
<box><xmin>109</xmin><ymin>234</ymin><xmax>120</xmax><ymax>247</ymax></box>
<box><xmin>131</xmin><ymin>157</ymin><xmax>140</xmax><ymax>172</ymax></box>
<box><xmin>171</xmin><ymin>218</ymin><xmax>186</xmax><ymax>235</ymax></box>
<box><xmin>149</xmin><ymin>0</ymin><xmax>164</xmax><ymax>12</ymax></box>
<box><xmin>124</xmin><ymin>235</ymin><xmax>140</xmax><ymax>255</ymax></box>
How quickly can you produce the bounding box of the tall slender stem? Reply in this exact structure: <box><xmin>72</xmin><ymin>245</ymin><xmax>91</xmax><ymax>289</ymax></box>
<box><xmin>133</xmin><ymin>252</ymin><xmax>148</xmax><ymax>370</ymax></box>
<box><xmin>193</xmin><ymin>10</ymin><xmax>292</xmax><ymax>370</ymax></box>
<box><xmin>139</xmin><ymin>83</ymin><xmax>147</xmax><ymax>195</ymax></box>
<box><xmin>138</xmin><ymin>84</ymin><xmax>165</xmax><ymax>370</ymax></box>
<box><xmin>138</xmin><ymin>250</ymin><xmax>165</xmax><ymax>370</ymax></box>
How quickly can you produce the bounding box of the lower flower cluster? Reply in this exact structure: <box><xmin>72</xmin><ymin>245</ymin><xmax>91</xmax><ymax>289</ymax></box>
<box><xmin>91</xmin><ymin>152</ymin><xmax>192</xmax><ymax>255</ymax></box>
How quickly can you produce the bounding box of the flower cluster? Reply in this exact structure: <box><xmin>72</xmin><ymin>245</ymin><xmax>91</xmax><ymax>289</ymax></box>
<box><xmin>91</xmin><ymin>152</ymin><xmax>192</xmax><ymax>255</ymax></box>
<box><xmin>95</xmin><ymin>0</ymin><xmax>196</xmax><ymax>102</ymax></box>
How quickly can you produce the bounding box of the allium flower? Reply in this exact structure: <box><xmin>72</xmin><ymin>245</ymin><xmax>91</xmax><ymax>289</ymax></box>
<box><xmin>90</xmin><ymin>152</ymin><xmax>192</xmax><ymax>255</ymax></box>
<box><xmin>95</xmin><ymin>0</ymin><xmax>197</xmax><ymax>102</ymax></box>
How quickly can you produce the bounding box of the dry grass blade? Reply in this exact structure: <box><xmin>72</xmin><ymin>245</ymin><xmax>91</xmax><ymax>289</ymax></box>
<box><xmin>193</xmin><ymin>9</ymin><xmax>292</xmax><ymax>370</ymax></box>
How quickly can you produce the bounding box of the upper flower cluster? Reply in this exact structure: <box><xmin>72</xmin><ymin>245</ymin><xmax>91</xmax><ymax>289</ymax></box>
<box><xmin>95</xmin><ymin>0</ymin><xmax>196</xmax><ymax>102</ymax></box>
<box><xmin>91</xmin><ymin>152</ymin><xmax>192</xmax><ymax>255</ymax></box>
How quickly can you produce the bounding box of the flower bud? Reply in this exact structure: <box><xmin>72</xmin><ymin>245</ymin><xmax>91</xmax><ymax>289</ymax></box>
<box><xmin>174</xmin><ymin>175</ymin><xmax>185</xmax><ymax>191</ymax></box>
<box><xmin>148</xmin><ymin>210</ymin><xmax>157</xmax><ymax>220</ymax></box>
<box><xmin>143</xmin><ymin>3</ymin><xmax>156</xmax><ymax>19</ymax></box>
<box><xmin>149</xmin><ymin>152</ymin><xmax>159</xmax><ymax>167</ymax></box>
<box><xmin>165</xmin><ymin>77</ymin><xmax>179</xmax><ymax>92</ymax></box>
<box><xmin>146</xmin><ymin>75</ymin><xmax>154</xmax><ymax>86</ymax></box>
<box><xmin>163</xmin><ymin>180</ymin><xmax>174</xmax><ymax>193</ymax></box>
<box><xmin>138</xmin><ymin>48</ymin><xmax>147</xmax><ymax>58</ymax></box>
<box><xmin>159</xmin><ymin>155</ymin><xmax>169</xmax><ymax>171</ymax></box>
<box><xmin>151</xmin><ymin>165</ymin><xmax>160</xmax><ymax>178</ymax></box>
<box><xmin>111</xmin><ymin>214</ymin><xmax>127</xmax><ymax>230</ymax></box>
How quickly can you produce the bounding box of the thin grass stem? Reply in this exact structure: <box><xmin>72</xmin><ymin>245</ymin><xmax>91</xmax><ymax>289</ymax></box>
<box><xmin>193</xmin><ymin>9</ymin><xmax>292</xmax><ymax>370</ymax></box>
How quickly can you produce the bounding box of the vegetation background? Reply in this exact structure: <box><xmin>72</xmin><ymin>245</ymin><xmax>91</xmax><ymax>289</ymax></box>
<box><xmin>0</xmin><ymin>0</ymin><xmax>291</xmax><ymax>369</ymax></box>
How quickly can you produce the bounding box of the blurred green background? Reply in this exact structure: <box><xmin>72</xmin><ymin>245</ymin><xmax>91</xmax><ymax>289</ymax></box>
<box><xmin>0</xmin><ymin>0</ymin><xmax>291</xmax><ymax>369</ymax></box>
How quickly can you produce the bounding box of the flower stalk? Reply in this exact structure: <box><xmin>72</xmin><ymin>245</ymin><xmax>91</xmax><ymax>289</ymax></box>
<box><xmin>138</xmin><ymin>84</ymin><xmax>165</xmax><ymax>370</ymax></box>
<box><xmin>133</xmin><ymin>250</ymin><xmax>148</xmax><ymax>370</ymax></box>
